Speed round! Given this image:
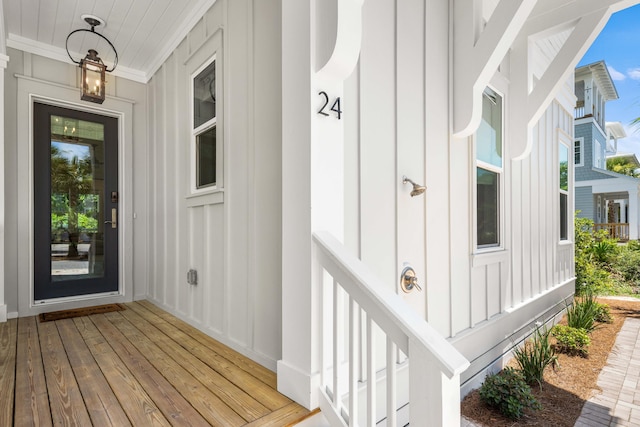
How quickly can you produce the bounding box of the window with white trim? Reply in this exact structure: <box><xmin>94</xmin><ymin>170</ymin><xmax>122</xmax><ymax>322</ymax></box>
<box><xmin>594</xmin><ymin>140</ymin><xmax>603</xmax><ymax>169</ymax></box>
<box><xmin>192</xmin><ymin>56</ymin><xmax>217</xmax><ymax>190</ymax></box>
<box><xmin>559</xmin><ymin>142</ymin><xmax>569</xmax><ymax>240</ymax></box>
<box><xmin>476</xmin><ymin>87</ymin><xmax>503</xmax><ymax>248</ymax></box>
<box><xmin>574</xmin><ymin>138</ymin><xmax>584</xmax><ymax>167</ymax></box>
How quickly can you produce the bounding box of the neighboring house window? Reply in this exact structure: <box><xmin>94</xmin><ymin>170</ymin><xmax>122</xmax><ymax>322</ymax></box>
<box><xmin>594</xmin><ymin>140</ymin><xmax>603</xmax><ymax>169</ymax></box>
<box><xmin>559</xmin><ymin>143</ymin><xmax>569</xmax><ymax>240</ymax></box>
<box><xmin>192</xmin><ymin>57</ymin><xmax>217</xmax><ymax>190</ymax></box>
<box><xmin>574</xmin><ymin>138</ymin><xmax>584</xmax><ymax>167</ymax></box>
<box><xmin>476</xmin><ymin>87</ymin><xmax>503</xmax><ymax>248</ymax></box>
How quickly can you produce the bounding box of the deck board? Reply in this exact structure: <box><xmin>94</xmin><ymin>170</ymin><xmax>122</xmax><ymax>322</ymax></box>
<box><xmin>38</xmin><ymin>320</ymin><xmax>93</xmax><ymax>426</ymax></box>
<box><xmin>117</xmin><ymin>307</ymin><xmax>271</xmax><ymax>422</ymax></box>
<box><xmin>135</xmin><ymin>300</ymin><xmax>278</xmax><ymax>388</ymax></box>
<box><xmin>89</xmin><ymin>313</ymin><xmax>212</xmax><ymax>425</ymax></box>
<box><xmin>103</xmin><ymin>310</ymin><xmax>246</xmax><ymax>426</ymax></box>
<box><xmin>14</xmin><ymin>317</ymin><xmax>53</xmax><ymax>427</ymax></box>
<box><xmin>0</xmin><ymin>319</ymin><xmax>18</xmax><ymax>427</ymax></box>
<box><xmin>3</xmin><ymin>302</ymin><xmax>312</xmax><ymax>426</ymax></box>
<box><xmin>131</xmin><ymin>301</ymin><xmax>290</xmax><ymax>410</ymax></box>
<box><xmin>55</xmin><ymin>319</ymin><xmax>132</xmax><ymax>426</ymax></box>
<box><xmin>73</xmin><ymin>316</ymin><xmax>171</xmax><ymax>426</ymax></box>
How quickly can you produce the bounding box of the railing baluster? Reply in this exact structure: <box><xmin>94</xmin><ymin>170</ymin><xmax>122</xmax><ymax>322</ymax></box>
<box><xmin>349</xmin><ymin>297</ymin><xmax>358</xmax><ymax>426</ymax></box>
<box><xmin>333</xmin><ymin>279</ymin><xmax>342</xmax><ymax>411</ymax></box>
<box><xmin>386</xmin><ymin>337</ymin><xmax>397</xmax><ymax>427</ymax></box>
<box><xmin>312</xmin><ymin>232</ymin><xmax>469</xmax><ymax>427</ymax></box>
<box><xmin>367</xmin><ymin>316</ymin><xmax>375</xmax><ymax>427</ymax></box>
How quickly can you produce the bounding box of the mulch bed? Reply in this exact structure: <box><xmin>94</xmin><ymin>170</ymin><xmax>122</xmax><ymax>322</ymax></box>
<box><xmin>461</xmin><ymin>298</ymin><xmax>640</xmax><ymax>426</ymax></box>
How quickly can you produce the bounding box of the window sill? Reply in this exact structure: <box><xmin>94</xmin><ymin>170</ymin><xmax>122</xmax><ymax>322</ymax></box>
<box><xmin>471</xmin><ymin>249</ymin><xmax>509</xmax><ymax>267</ymax></box>
<box><xmin>186</xmin><ymin>189</ymin><xmax>224</xmax><ymax>207</ymax></box>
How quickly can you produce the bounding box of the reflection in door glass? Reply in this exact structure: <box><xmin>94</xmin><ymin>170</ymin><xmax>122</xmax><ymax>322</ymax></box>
<box><xmin>50</xmin><ymin>115</ymin><xmax>105</xmax><ymax>280</ymax></box>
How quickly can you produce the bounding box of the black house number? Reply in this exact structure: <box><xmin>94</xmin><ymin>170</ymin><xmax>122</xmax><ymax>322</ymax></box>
<box><xmin>317</xmin><ymin>91</ymin><xmax>342</xmax><ymax>119</ymax></box>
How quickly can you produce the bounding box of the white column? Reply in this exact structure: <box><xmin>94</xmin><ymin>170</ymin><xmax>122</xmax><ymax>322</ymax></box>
<box><xmin>0</xmin><ymin>0</ymin><xmax>7</xmax><ymax>322</ymax></box>
<box><xmin>279</xmin><ymin>0</ymin><xmax>362</xmax><ymax>409</ymax></box>
<box><xmin>279</xmin><ymin>0</ymin><xmax>315</xmax><ymax>409</ymax></box>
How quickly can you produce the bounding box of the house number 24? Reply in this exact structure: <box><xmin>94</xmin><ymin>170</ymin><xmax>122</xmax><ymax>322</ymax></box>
<box><xmin>317</xmin><ymin>91</ymin><xmax>342</xmax><ymax>120</ymax></box>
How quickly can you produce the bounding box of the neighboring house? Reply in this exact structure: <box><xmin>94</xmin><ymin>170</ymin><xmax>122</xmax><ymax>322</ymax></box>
<box><xmin>575</xmin><ymin>61</ymin><xmax>640</xmax><ymax>241</ymax></box>
<box><xmin>0</xmin><ymin>1</ymin><xmax>637</xmax><ymax>426</ymax></box>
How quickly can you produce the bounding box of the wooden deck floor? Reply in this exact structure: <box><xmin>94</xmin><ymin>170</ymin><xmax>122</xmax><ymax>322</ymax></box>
<box><xmin>0</xmin><ymin>300</ymin><xmax>313</xmax><ymax>426</ymax></box>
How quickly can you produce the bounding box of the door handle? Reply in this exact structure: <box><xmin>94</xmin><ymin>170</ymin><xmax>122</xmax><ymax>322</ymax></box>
<box><xmin>104</xmin><ymin>208</ymin><xmax>117</xmax><ymax>229</ymax></box>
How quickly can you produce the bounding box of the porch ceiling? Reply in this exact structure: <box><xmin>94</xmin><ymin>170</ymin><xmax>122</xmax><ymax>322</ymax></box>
<box><xmin>1</xmin><ymin>0</ymin><xmax>217</xmax><ymax>83</ymax></box>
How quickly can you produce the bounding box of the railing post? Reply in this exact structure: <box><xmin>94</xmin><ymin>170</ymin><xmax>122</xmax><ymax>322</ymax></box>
<box><xmin>409</xmin><ymin>338</ymin><xmax>462</xmax><ymax>427</ymax></box>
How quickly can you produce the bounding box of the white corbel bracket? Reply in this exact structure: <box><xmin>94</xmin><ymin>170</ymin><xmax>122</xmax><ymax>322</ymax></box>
<box><xmin>453</xmin><ymin>0</ymin><xmax>538</xmax><ymax>138</ymax></box>
<box><xmin>510</xmin><ymin>0</ymin><xmax>631</xmax><ymax>160</ymax></box>
<box><xmin>316</xmin><ymin>0</ymin><xmax>366</xmax><ymax>82</ymax></box>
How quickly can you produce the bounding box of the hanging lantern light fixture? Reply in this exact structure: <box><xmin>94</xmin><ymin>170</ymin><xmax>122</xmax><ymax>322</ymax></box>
<box><xmin>66</xmin><ymin>15</ymin><xmax>118</xmax><ymax>104</ymax></box>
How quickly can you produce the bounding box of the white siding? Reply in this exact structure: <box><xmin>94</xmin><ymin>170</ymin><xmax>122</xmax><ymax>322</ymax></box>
<box><xmin>145</xmin><ymin>0</ymin><xmax>282</xmax><ymax>368</ymax></box>
<box><xmin>344</xmin><ymin>0</ymin><xmax>434</xmax><ymax>329</ymax></box>
<box><xmin>343</xmin><ymin>0</ymin><xmax>575</xmax><ymax>387</ymax></box>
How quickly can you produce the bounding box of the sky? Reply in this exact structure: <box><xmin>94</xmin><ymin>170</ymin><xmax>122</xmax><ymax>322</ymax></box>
<box><xmin>578</xmin><ymin>4</ymin><xmax>640</xmax><ymax>157</ymax></box>
<box><xmin>52</xmin><ymin>141</ymin><xmax>90</xmax><ymax>161</ymax></box>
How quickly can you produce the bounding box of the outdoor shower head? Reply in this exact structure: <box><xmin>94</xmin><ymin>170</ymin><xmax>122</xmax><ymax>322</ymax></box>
<box><xmin>402</xmin><ymin>176</ymin><xmax>426</xmax><ymax>197</ymax></box>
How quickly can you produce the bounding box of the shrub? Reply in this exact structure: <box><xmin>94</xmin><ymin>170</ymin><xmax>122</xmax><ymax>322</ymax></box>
<box><xmin>566</xmin><ymin>292</ymin><xmax>600</xmax><ymax>333</ymax></box>
<box><xmin>552</xmin><ymin>325</ymin><xmax>591</xmax><ymax>357</ymax></box>
<box><xmin>513</xmin><ymin>325</ymin><xmax>558</xmax><ymax>387</ymax></box>
<box><xmin>611</xmin><ymin>247</ymin><xmax>640</xmax><ymax>289</ymax></box>
<box><xmin>479</xmin><ymin>367</ymin><xmax>541</xmax><ymax>420</ymax></box>
<box><xmin>574</xmin><ymin>216</ymin><xmax>615</xmax><ymax>295</ymax></box>
<box><xmin>594</xmin><ymin>302</ymin><xmax>613</xmax><ymax>324</ymax></box>
<box><xmin>591</xmin><ymin>239</ymin><xmax>619</xmax><ymax>265</ymax></box>
<box><xmin>626</xmin><ymin>240</ymin><xmax>640</xmax><ymax>251</ymax></box>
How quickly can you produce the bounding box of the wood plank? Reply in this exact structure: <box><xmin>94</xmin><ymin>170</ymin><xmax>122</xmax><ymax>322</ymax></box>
<box><xmin>103</xmin><ymin>311</ymin><xmax>246</xmax><ymax>426</ymax></box>
<box><xmin>37</xmin><ymin>320</ymin><xmax>93</xmax><ymax>426</ymax></box>
<box><xmin>72</xmin><ymin>317</ymin><xmax>171</xmax><ymax>427</ymax></box>
<box><xmin>130</xmin><ymin>301</ymin><xmax>290</xmax><ymax>410</ymax></box>
<box><xmin>14</xmin><ymin>317</ymin><xmax>53</xmax><ymax>427</ymax></box>
<box><xmin>0</xmin><ymin>319</ymin><xmax>18</xmax><ymax>427</ymax></box>
<box><xmin>244</xmin><ymin>403</ymin><xmax>318</xmax><ymax>427</ymax></box>
<box><xmin>88</xmin><ymin>313</ymin><xmax>212</xmax><ymax>425</ymax></box>
<box><xmin>55</xmin><ymin>319</ymin><xmax>132</xmax><ymax>426</ymax></box>
<box><xmin>134</xmin><ymin>300</ymin><xmax>278</xmax><ymax>388</ymax></box>
<box><xmin>117</xmin><ymin>307</ymin><xmax>271</xmax><ymax>422</ymax></box>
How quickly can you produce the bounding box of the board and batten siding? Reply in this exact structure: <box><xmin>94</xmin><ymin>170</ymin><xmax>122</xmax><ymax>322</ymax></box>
<box><xmin>344</xmin><ymin>0</ymin><xmax>435</xmax><ymax>326</ymax></box>
<box><xmin>343</xmin><ymin>0</ymin><xmax>576</xmax><ymax>389</ymax></box>
<box><xmin>146</xmin><ymin>0</ymin><xmax>283</xmax><ymax>369</ymax></box>
<box><xmin>345</xmin><ymin>0</ymin><xmax>574</xmax><ymax>318</ymax></box>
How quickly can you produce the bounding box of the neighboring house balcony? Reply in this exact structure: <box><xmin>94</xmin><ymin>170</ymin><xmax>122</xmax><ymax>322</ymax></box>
<box><xmin>594</xmin><ymin>222</ymin><xmax>630</xmax><ymax>242</ymax></box>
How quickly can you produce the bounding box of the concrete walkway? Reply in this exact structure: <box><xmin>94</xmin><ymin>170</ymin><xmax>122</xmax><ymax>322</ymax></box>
<box><xmin>575</xmin><ymin>317</ymin><xmax>640</xmax><ymax>427</ymax></box>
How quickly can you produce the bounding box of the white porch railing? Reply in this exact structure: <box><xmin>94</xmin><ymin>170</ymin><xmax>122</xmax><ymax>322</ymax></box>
<box><xmin>312</xmin><ymin>231</ymin><xmax>470</xmax><ymax>427</ymax></box>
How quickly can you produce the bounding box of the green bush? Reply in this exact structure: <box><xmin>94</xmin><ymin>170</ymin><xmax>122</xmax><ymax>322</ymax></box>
<box><xmin>479</xmin><ymin>367</ymin><xmax>541</xmax><ymax>420</ymax></box>
<box><xmin>591</xmin><ymin>239</ymin><xmax>619</xmax><ymax>265</ymax></box>
<box><xmin>513</xmin><ymin>325</ymin><xmax>558</xmax><ymax>387</ymax></box>
<box><xmin>611</xmin><ymin>248</ymin><xmax>640</xmax><ymax>288</ymax></box>
<box><xmin>552</xmin><ymin>325</ymin><xmax>591</xmax><ymax>357</ymax></box>
<box><xmin>594</xmin><ymin>302</ymin><xmax>613</xmax><ymax>324</ymax></box>
<box><xmin>626</xmin><ymin>240</ymin><xmax>640</xmax><ymax>251</ymax></box>
<box><xmin>566</xmin><ymin>292</ymin><xmax>600</xmax><ymax>333</ymax></box>
<box><xmin>574</xmin><ymin>216</ymin><xmax>615</xmax><ymax>295</ymax></box>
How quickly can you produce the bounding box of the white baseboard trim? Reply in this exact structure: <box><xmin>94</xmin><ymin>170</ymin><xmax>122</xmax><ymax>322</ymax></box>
<box><xmin>277</xmin><ymin>359</ymin><xmax>319</xmax><ymax>410</ymax></box>
<box><xmin>0</xmin><ymin>304</ymin><xmax>6</xmax><ymax>322</ymax></box>
<box><xmin>8</xmin><ymin>311</ymin><xmax>18</xmax><ymax>319</ymax></box>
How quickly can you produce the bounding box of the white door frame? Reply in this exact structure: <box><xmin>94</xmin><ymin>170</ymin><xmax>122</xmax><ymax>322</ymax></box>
<box><xmin>15</xmin><ymin>74</ymin><xmax>134</xmax><ymax>317</ymax></box>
